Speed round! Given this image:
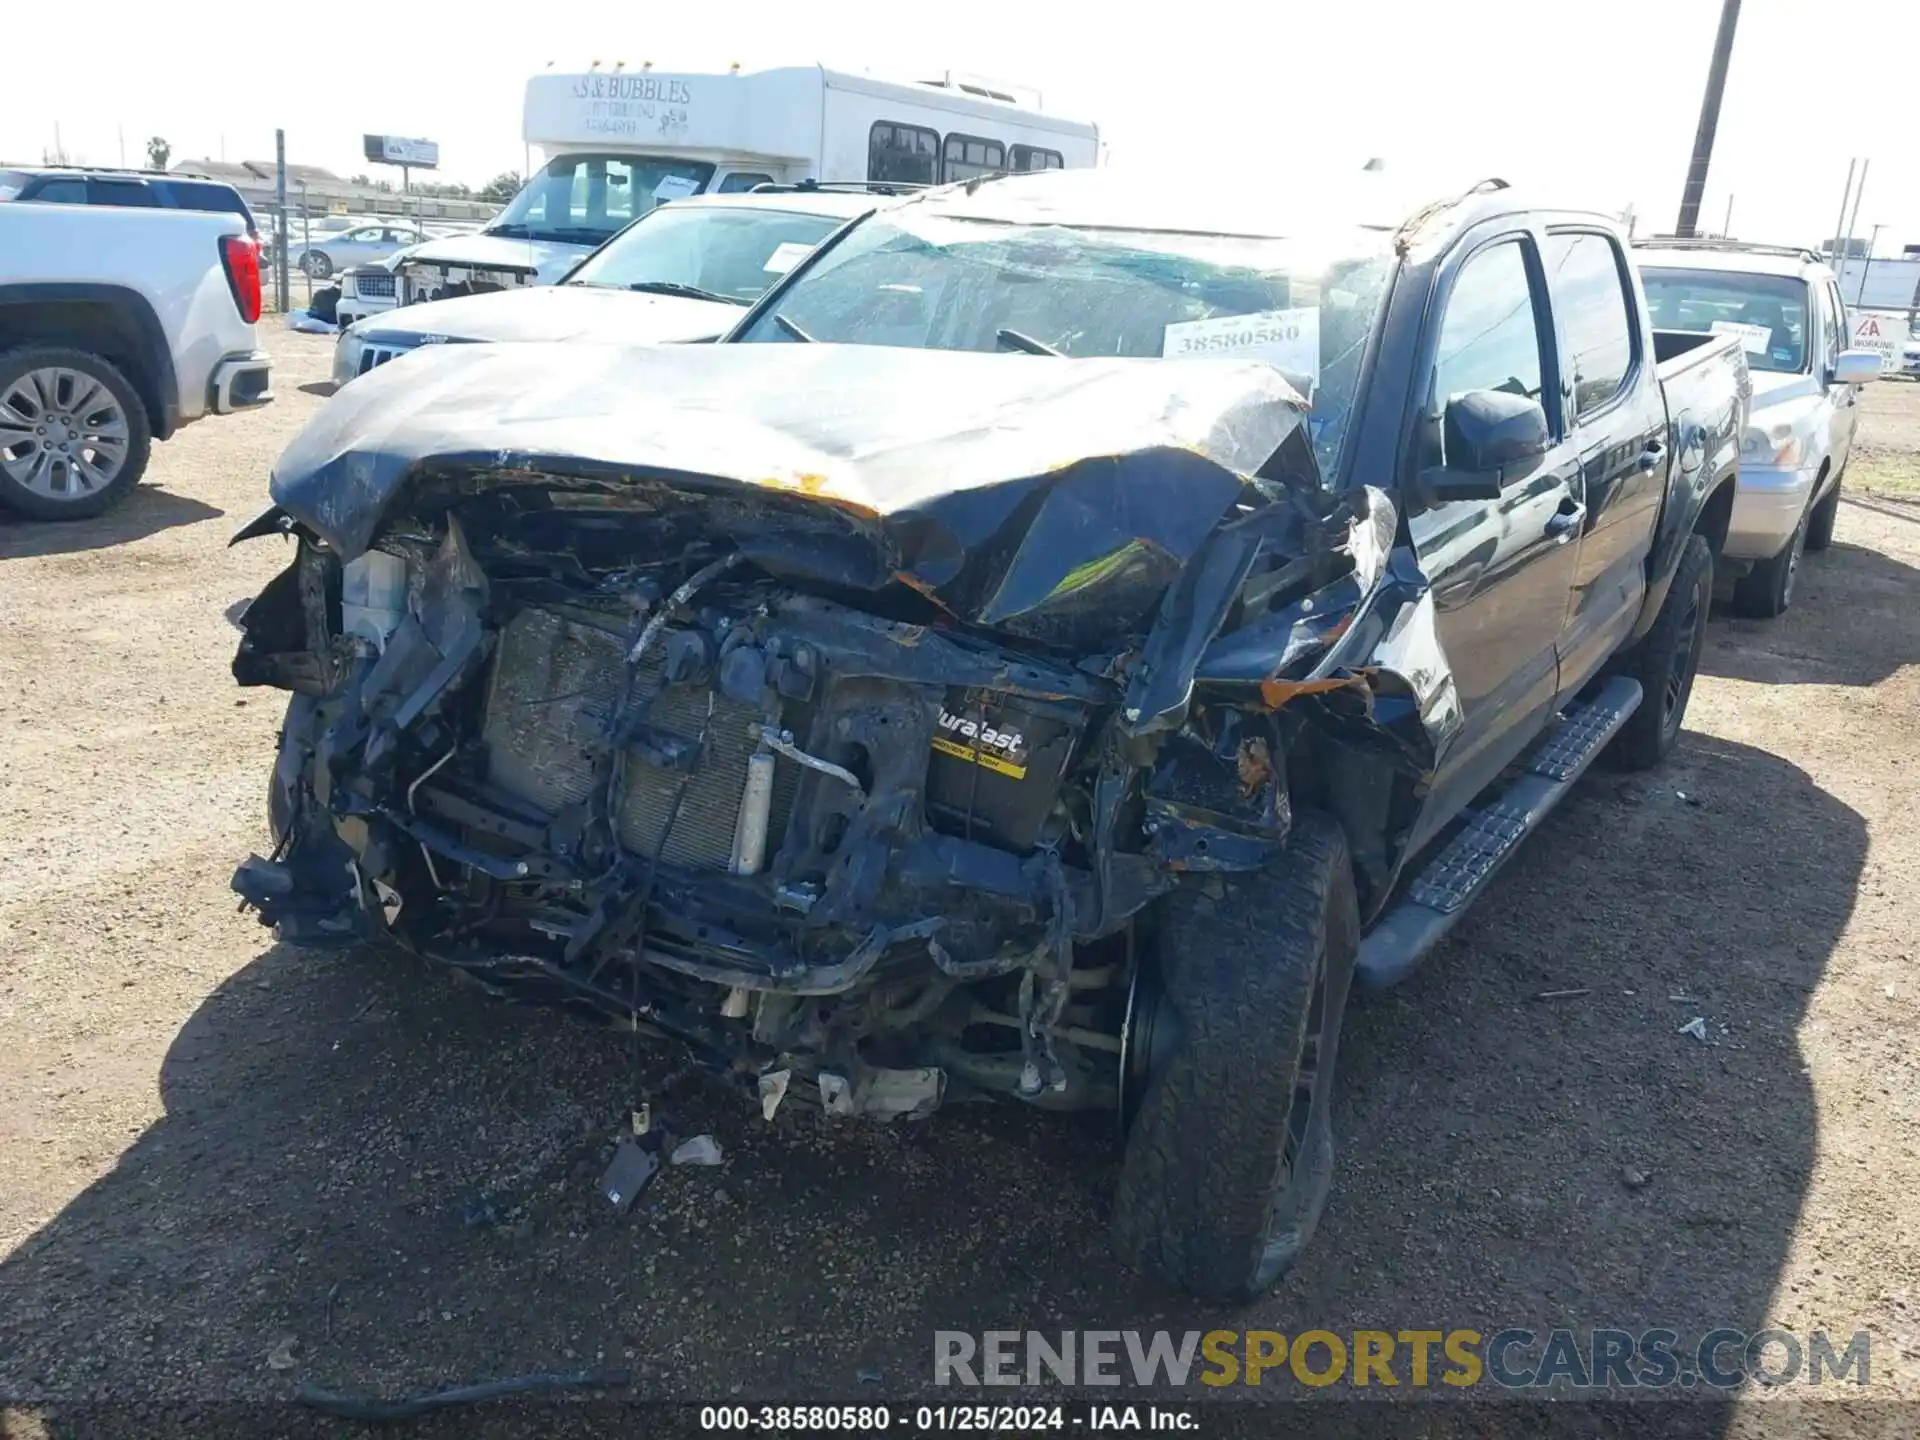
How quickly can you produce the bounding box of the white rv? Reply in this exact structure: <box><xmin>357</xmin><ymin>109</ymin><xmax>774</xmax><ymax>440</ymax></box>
<box><xmin>391</xmin><ymin>64</ymin><xmax>1099</xmax><ymax>307</ymax></box>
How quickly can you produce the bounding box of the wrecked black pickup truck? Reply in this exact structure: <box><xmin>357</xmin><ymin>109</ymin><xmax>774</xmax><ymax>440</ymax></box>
<box><xmin>229</xmin><ymin>171</ymin><xmax>1749</xmax><ymax>1300</ymax></box>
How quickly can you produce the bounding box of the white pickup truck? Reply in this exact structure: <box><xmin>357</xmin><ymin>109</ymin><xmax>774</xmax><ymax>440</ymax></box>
<box><xmin>0</xmin><ymin>202</ymin><xmax>273</xmax><ymax>519</ymax></box>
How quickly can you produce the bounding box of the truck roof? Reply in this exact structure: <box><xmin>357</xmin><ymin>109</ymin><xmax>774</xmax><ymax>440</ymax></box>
<box><xmin>5</xmin><ymin>164</ymin><xmax>178</xmax><ymax>179</ymax></box>
<box><xmin>1632</xmin><ymin>242</ymin><xmax>1832</xmax><ymax>283</ymax></box>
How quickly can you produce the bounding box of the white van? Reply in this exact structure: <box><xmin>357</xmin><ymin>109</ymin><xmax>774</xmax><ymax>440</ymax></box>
<box><xmin>391</xmin><ymin>64</ymin><xmax>1099</xmax><ymax>308</ymax></box>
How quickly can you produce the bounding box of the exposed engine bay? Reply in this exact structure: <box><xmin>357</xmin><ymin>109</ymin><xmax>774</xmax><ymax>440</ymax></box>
<box><xmin>229</xmin><ymin>343</ymin><xmax>1460</xmax><ymax>1122</ymax></box>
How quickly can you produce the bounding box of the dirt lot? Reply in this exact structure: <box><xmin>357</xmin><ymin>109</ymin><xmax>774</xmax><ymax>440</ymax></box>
<box><xmin>2</xmin><ymin>334</ymin><xmax>1917</xmax><ymax>1430</ymax></box>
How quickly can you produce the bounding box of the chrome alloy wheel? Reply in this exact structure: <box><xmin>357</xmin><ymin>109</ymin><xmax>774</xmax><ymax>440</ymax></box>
<box><xmin>0</xmin><ymin>366</ymin><xmax>132</xmax><ymax>504</ymax></box>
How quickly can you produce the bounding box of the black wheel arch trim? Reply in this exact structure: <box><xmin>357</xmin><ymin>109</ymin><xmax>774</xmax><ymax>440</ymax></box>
<box><xmin>0</xmin><ymin>282</ymin><xmax>181</xmax><ymax>440</ymax></box>
<box><xmin>1628</xmin><ymin>460</ymin><xmax>1738</xmax><ymax>647</ymax></box>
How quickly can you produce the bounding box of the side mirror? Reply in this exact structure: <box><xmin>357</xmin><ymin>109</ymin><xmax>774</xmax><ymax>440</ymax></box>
<box><xmin>1433</xmin><ymin>389</ymin><xmax>1551</xmax><ymax>497</ymax></box>
<box><xmin>1832</xmin><ymin>349</ymin><xmax>1882</xmax><ymax>386</ymax></box>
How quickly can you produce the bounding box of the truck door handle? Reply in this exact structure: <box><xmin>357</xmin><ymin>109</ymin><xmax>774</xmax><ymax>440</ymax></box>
<box><xmin>1546</xmin><ymin>500</ymin><xmax>1586</xmax><ymax>541</ymax></box>
<box><xmin>1638</xmin><ymin>440</ymin><xmax>1665</xmax><ymax>472</ymax></box>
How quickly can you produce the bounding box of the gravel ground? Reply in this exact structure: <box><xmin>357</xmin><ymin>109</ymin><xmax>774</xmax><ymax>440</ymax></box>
<box><xmin>1</xmin><ymin>333</ymin><xmax>1917</xmax><ymax>1432</ymax></box>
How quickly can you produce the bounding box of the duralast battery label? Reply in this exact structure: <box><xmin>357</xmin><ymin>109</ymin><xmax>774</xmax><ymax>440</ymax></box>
<box><xmin>931</xmin><ymin>706</ymin><xmax>1029</xmax><ymax>780</ymax></box>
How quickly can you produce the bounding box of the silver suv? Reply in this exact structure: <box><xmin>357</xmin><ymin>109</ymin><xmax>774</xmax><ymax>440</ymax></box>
<box><xmin>1637</xmin><ymin>240</ymin><xmax>1881</xmax><ymax>617</ymax></box>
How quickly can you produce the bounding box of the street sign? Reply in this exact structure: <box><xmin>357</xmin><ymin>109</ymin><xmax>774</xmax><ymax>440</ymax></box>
<box><xmin>1848</xmin><ymin>310</ymin><xmax>1909</xmax><ymax>375</ymax></box>
<box><xmin>362</xmin><ymin>134</ymin><xmax>440</xmax><ymax>169</ymax></box>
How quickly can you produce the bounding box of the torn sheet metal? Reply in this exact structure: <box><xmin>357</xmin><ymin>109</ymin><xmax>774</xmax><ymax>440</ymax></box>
<box><xmin>1301</xmin><ymin>547</ymin><xmax>1465</xmax><ymax>775</ymax></box>
<box><xmin>1186</xmin><ymin>483</ymin><xmax>1462</xmax><ymax>777</ymax></box>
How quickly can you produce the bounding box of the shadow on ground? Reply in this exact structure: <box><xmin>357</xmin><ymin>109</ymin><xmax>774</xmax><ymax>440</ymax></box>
<box><xmin>1843</xmin><ymin>492</ymin><xmax>1920</xmax><ymax>526</ymax></box>
<box><xmin>1701</xmin><ymin>538</ymin><xmax>1920</xmax><ymax>687</ymax></box>
<box><xmin>0</xmin><ymin>726</ymin><xmax>1860</xmax><ymax>1434</ymax></box>
<box><xmin>0</xmin><ymin>487</ymin><xmax>223</xmax><ymax>559</ymax></box>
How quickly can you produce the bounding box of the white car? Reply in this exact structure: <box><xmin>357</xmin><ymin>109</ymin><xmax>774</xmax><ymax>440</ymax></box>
<box><xmin>0</xmin><ymin>202</ymin><xmax>271</xmax><ymax>518</ymax></box>
<box><xmin>332</xmin><ymin>188</ymin><xmax>877</xmax><ymax>386</ymax></box>
<box><xmin>298</xmin><ymin>221</ymin><xmax>428</xmax><ymax>280</ymax></box>
<box><xmin>1639</xmin><ymin>241</ymin><xmax>1881</xmax><ymax>617</ymax></box>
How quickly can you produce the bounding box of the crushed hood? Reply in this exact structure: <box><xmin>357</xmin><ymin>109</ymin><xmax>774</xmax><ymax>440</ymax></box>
<box><xmin>356</xmin><ymin>284</ymin><xmax>738</xmax><ymax>347</ymax></box>
<box><xmin>397</xmin><ymin>233</ymin><xmax>584</xmax><ymax>282</ymax></box>
<box><xmin>268</xmin><ymin>342</ymin><xmax>1312</xmax><ymax>649</ymax></box>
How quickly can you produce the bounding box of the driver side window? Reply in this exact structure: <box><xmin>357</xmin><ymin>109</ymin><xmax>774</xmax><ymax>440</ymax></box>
<box><xmin>1426</xmin><ymin>239</ymin><xmax>1552</xmax><ymax>468</ymax></box>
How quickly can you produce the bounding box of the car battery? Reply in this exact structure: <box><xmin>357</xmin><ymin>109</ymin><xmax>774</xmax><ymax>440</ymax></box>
<box><xmin>924</xmin><ymin>689</ymin><xmax>1083</xmax><ymax>853</ymax></box>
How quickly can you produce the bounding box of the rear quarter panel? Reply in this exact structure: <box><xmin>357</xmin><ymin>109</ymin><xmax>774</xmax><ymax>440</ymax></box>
<box><xmin>1635</xmin><ymin>330</ymin><xmax>1750</xmax><ymax>638</ymax></box>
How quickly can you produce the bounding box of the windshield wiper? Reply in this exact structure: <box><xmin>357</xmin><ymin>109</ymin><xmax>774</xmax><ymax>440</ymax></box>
<box><xmin>625</xmin><ymin>280</ymin><xmax>745</xmax><ymax>305</ymax></box>
<box><xmin>772</xmin><ymin>313</ymin><xmax>815</xmax><ymax>342</ymax></box>
<box><xmin>484</xmin><ymin>223</ymin><xmax>533</xmax><ymax>240</ymax></box>
<box><xmin>995</xmin><ymin>328</ymin><xmax>1063</xmax><ymax>357</ymax></box>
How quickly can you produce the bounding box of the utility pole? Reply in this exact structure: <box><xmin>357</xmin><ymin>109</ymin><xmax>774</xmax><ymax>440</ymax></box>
<box><xmin>1841</xmin><ymin>160</ymin><xmax>1870</xmax><ymax>267</ymax></box>
<box><xmin>1829</xmin><ymin>159</ymin><xmax>1858</xmax><ymax>261</ymax></box>
<box><xmin>1858</xmin><ymin>223</ymin><xmax>1886</xmax><ymax>305</ymax></box>
<box><xmin>1675</xmin><ymin>0</ymin><xmax>1743</xmax><ymax>237</ymax></box>
<box><xmin>274</xmin><ymin>129</ymin><xmax>291</xmax><ymax>314</ymax></box>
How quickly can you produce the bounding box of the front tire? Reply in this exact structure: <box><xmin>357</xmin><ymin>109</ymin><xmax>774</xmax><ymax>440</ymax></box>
<box><xmin>1111</xmin><ymin>810</ymin><xmax>1358</xmax><ymax>1300</ymax></box>
<box><xmin>1732</xmin><ymin>507</ymin><xmax>1807</xmax><ymax>618</ymax></box>
<box><xmin>1606</xmin><ymin>532</ymin><xmax>1711</xmax><ymax>771</ymax></box>
<box><xmin>301</xmin><ymin>250</ymin><xmax>334</xmax><ymax>280</ymax></box>
<box><xmin>1804</xmin><ymin>470</ymin><xmax>1841</xmax><ymax>551</ymax></box>
<box><xmin>0</xmin><ymin>346</ymin><xmax>152</xmax><ymax>520</ymax></box>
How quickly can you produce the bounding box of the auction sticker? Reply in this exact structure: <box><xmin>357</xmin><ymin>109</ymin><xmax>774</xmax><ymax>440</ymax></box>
<box><xmin>762</xmin><ymin>241</ymin><xmax>814</xmax><ymax>274</ymax></box>
<box><xmin>1709</xmin><ymin>319</ymin><xmax>1772</xmax><ymax>356</ymax></box>
<box><xmin>1163</xmin><ymin>306</ymin><xmax>1320</xmax><ymax>383</ymax></box>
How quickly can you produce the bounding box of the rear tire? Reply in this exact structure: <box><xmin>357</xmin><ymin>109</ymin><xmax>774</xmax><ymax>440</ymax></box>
<box><xmin>1804</xmin><ymin>471</ymin><xmax>1841</xmax><ymax>551</ymax></box>
<box><xmin>1111</xmin><ymin>810</ymin><xmax>1358</xmax><ymax>1300</ymax></box>
<box><xmin>301</xmin><ymin>250</ymin><xmax>334</xmax><ymax>280</ymax></box>
<box><xmin>0</xmin><ymin>346</ymin><xmax>152</xmax><ymax>521</ymax></box>
<box><xmin>1606</xmin><ymin>533</ymin><xmax>1711</xmax><ymax>771</ymax></box>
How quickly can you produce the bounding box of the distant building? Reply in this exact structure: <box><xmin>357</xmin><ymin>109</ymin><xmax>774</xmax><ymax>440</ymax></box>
<box><xmin>167</xmin><ymin>158</ymin><xmax>495</xmax><ymax>221</ymax></box>
<box><xmin>1831</xmin><ymin>255</ymin><xmax>1920</xmax><ymax>313</ymax></box>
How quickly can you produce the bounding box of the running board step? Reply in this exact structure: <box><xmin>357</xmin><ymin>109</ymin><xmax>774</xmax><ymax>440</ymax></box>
<box><xmin>1354</xmin><ymin>675</ymin><xmax>1643</xmax><ymax>992</ymax></box>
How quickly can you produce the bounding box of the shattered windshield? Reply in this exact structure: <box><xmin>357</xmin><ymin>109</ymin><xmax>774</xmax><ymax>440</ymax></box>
<box><xmin>733</xmin><ymin>210</ymin><xmax>1396</xmax><ymax>477</ymax></box>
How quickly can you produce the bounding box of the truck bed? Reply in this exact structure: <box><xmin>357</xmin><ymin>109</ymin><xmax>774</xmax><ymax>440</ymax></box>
<box><xmin>1654</xmin><ymin>327</ymin><xmax>1751</xmax><ymax>456</ymax></box>
<box><xmin>1654</xmin><ymin>326</ymin><xmax>1741</xmax><ymax>374</ymax></box>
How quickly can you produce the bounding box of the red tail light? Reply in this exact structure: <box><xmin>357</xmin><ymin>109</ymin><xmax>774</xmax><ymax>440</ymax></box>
<box><xmin>220</xmin><ymin>233</ymin><xmax>263</xmax><ymax>325</ymax></box>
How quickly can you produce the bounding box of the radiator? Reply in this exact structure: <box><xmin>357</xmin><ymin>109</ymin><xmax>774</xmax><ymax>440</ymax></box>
<box><xmin>479</xmin><ymin>607</ymin><xmax>797</xmax><ymax>870</ymax></box>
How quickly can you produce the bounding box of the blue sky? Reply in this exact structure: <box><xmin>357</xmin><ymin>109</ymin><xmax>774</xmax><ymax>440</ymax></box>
<box><xmin>7</xmin><ymin>0</ymin><xmax>1917</xmax><ymax>253</ymax></box>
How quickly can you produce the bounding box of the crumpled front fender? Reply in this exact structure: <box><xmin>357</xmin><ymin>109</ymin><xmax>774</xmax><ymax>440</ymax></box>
<box><xmin>1134</xmin><ymin>481</ymin><xmax>1462</xmax><ymax>780</ymax></box>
